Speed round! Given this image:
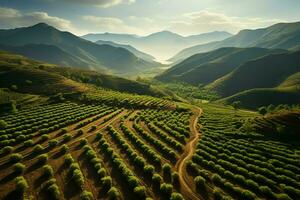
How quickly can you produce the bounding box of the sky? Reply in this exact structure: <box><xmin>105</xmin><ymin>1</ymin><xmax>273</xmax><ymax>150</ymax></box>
<box><xmin>0</xmin><ymin>0</ymin><xmax>300</xmax><ymax>36</ymax></box>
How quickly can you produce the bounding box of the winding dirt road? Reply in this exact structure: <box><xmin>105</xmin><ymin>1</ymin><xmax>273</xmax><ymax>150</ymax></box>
<box><xmin>175</xmin><ymin>106</ymin><xmax>203</xmax><ymax>200</ymax></box>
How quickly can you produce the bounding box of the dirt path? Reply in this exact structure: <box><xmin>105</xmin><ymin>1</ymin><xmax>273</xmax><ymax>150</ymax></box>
<box><xmin>175</xmin><ymin>106</ymin><xmax>203</xmax><ymax>200</ymax></box>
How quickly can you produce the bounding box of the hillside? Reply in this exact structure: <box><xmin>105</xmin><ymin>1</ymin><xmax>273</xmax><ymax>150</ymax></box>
<box><xmin>0</xmin><ymin>44</ymin><xmax>89</xmax><ymax>68</ymax></box>
<box><xmin>156</xmin><ymin>47</ymin><xmax>286</xmax><ymax>85</ymax></box>
<box><xmin>0</xmin><ymin>23</ymin><xmax>159</xmax><ymax>76</ymax></box>
<box><xmin>206</xmin><ymin>50</ymin><xmax>300</xmax><ymax>97</ymax></box>
<box><xmin>218</xmin><ymin>87</ymin><xmax>300</xmax><ymax>109</ymax></box>
<box><xmin>0</xmin><ymin>51</ymin><xmax>164</xmax><ymax>98</ymax></box>
<box><xmin>95</xmin><ymin>40</ymin><xmax>156</xmax><ymax>62</ymax></box>
<box><xmin>83</xmin><ymin>31</ymin><xmax>232</xmax><ymax>61</ymax></box>
<box><xmin>249</xmin><ymin>109</ymin><xmax>300</xmax><ymax>142</ymax></box>
<box><xmin>171</xmin><ymin>21</ymin><xmax>300</xmax><ymax>62</ymax></box>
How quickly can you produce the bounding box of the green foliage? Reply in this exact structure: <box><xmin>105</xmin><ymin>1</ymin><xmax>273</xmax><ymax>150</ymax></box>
<box><xmin>0</xmin><ymin>119</ymin><xmax>7</xmax><ymax>129</ymax></box>
<box><xmin>37</xmin><ymin>154</ymin><xmax>48</xmax><ymax>164</ymax></box>
<box><xmin>60</xmin><ymin>144</ymin><xmax>69</xmax><ymax>154</ymax></box>
<box><xmin>13</xmin><ymin>163</ymin><xmax>26</xmax><ymax>174</ymax></box>
<box><xmin>133</xmin><ymin>186</ymin><xmax>146</xmax><ymax>199</ymax></box>
<box><xmin>170</xmin><ymin>192</ymin><xmax>185</xmax><ymax>200</ymax></box>
<box><xmin>80</xmin><ymin>190</ymin><xmax>93</xmax><ymax>200</ymax></box>
<box><xmin>10</xmin><ymin>153</ymin><xmax>23</xmax><ymax>163</ymax></box>
<box><xmin>48</xmin><ymin>139</ymin><xmax>58</xmax><ymax>148</ymax></box>
<box><xmin>160</xmin><ymin>183</ymin><xmax>173</xmax><ymax>197</ymax></box>
<box><xmin>194</xmin><ymin>176</ymin><xmax>206</xmax><ymax>191</ymax></box>
<box><xmin>23</xmin><ymin>139</ymin><xmax>34</xmax><ymax>147</ymax></box>
<box><xmin>15</xmin><ymin>176</ymin><xmax>28</xmax><ymax>193</ymax></box>
<box><xmin>108</xmin><ymin>187</ymin><xmax>120</xmax><ymax>200</ymax></box>
<box><xmin>43</xmin><ymin>165</ymin><xmax>54</xmax><ymax>177</ymax></box>
<box><xmin>32</xmin><ymin>144</ymin><xmax>43</xmax><ymax>155</ymax></box>
<box><xmin>1</xmin><ymin>146</ymin><xmax>13</xmax><ymax>155</ymax></box>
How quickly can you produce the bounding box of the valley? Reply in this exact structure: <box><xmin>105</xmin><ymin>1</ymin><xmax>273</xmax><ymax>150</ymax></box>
<box><xmin>0</xmin><ymin>4</ymin><xmax>300</xmax><ymax>200</ymax></box>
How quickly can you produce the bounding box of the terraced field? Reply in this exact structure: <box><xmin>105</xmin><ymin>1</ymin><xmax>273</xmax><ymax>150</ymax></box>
<box><xmin>0</xmin><ymin>102</ymin><xmax>201</xmax><ymax>200</ymax></box>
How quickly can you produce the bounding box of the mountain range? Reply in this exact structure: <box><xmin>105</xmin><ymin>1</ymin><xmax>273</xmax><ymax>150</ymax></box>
<box><xmin>82</xmin><ymin>31</ymin><xmax>232</xmax><ymax>61</ymax></box>
<box><xmin>170</xmin><ymin>21</ymin><xmax>300</xmax><ymax>62</ymax></box>
<box><xmin>0</xmin><ymin>23</ymin><xmax>161</xmax><ymax>76</ymax></box>
<box><xmin>155</xmin><ymin>21</ymin><xmax>300</xmax><ymax>109</ymax></box>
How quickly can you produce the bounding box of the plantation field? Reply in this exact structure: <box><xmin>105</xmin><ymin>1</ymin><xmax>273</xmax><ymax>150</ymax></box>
<box><xmin>0</xmin><ymin>101</ymin><xmax>201</xmax><ymax>200</ymax></box>
<box><xmin>187</xmin><ymin>104</ymin><xmax>300</xmax><ymax>200</ymax></box>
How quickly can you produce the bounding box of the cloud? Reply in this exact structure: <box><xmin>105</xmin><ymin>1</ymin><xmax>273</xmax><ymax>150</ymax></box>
<box><xmin>50</xmin><ymin>0</ymin><xmax>135</xmax><ymax>7</ymax></box>
<box><xmin>168</xmin><ymin>10</ymin><xmax>283</xmax><ymax>35</ymax></box>
<box><xmin>82</xmin><ymin>15</ymin><xmax>148</xmax><ymax>35</ymax></box>
<box><xmin>0</xmin><ymin>7</ymin><xmax>72</xmax><ymax>30</ymax></box>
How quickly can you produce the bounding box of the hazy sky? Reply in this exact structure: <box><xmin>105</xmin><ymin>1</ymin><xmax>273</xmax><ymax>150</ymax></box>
<box><xmin>0</xmin><ymin>0</ymin><xmax>300</xmax><ymax>36</ymax></box>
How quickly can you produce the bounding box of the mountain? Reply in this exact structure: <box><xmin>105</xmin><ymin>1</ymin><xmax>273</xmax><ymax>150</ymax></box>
<box><xmin>206</xmin><ymin>50</ymin><xmax>300</xmax><ymax>97</ymax></box>
<box><xmin>0</xmin><ymin>23</ymin><xmax>159</xmax><ymax>75</ymax></box>
<box><xmin>171</xmin><ymin>21</ymin><xmax>300</xmax><ymax>62</ymax></box>
<box><xmin>82</xmin><ymin>31</ymin><xmax>232</xmax><ymax>61</ymax></box>
<box><xmin>156</xmin><ymin>47</ymin><xmax>286</xmax><ymax>85</ymax></box>
<box><xmin>0</xmin><ymin>44</ymin><xmax>89</xmax><ymax>68</ymax></box>
<box><xmin>95</xmin><ymin>40</ymin><xmax>155</xmax><ymax>62</ymax></box>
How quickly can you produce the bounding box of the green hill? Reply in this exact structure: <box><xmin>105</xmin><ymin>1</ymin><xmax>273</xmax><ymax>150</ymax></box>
<box><xmin>0</xmin><ymin>23</ymin><xmax>159</xmax><ymax>76</ymax></box>
<box><xmin>218</xmin><ymin>87</ymin><xmax>300</xmax><ymax>109</ymax></box>
<box><xmin>0</xmin><ymin>51</ymin><xmax>163</xmax><ymax>97</ymax></box>
<box><xmin>206</xmin><ymin>50</ymin><xmax>300</xmax><ymax>97</ymax></box>
<box><xmin>156</xmin><ymin>47</ymin><xmax>286</xmax><ymax>85</ymax></box>
<box><xmin>170</xmin><ymin>21</ymin><xmax>300</xmax><ymax>62</ymax></box>
<box><xmin>0</xmin><ymin>43</ymin><xmax>89</xmax><ymax>68</ymax></box>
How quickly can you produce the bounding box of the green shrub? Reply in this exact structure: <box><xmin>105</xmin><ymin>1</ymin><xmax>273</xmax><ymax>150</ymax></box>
<box><xmin>60</xmin><ymin>128</ymin><xmax>67</xmax><ymax>134</ymax></box>
<box><xmin>101</xmin><ymin>176</ymin><xmax>112</xmax><ymax>189</ymax></box>
<box><xmin>0</xmin><ymin>120</ymin><xmax>7</xmax><ymax>129</ymax></box>
<box><xmin>134</xmin><ymin>186</ymin><xmax>146</xmax><ymax>199</ymax></box>
<box><xmin>77</xmin><ymin>129</ymin><xmax>84</xmax><ymax>135</ymax></box>
<box><xmin>128</xmin><ymin>176</ymin><xmax>139</xmax><ymax>188</ymax></box>
<box><xmin>108</xmin><ymin>187</ymin><xmax>120</xmax><ymax>200</ymax></box>
<box><xmin>13</xmin><ymin>163</ymin><xmax>26</xmax><ymax>174</ymax></box>
<box><xmin>9</xmin><ymin>153</ymin><xmax>23</xmax><ymax>163</ymax></box>
<box><xmin>23</xmin><ymin>140</ymin><xmax>34</xmax><ymax>147</ymax></box>
<box><xmin>152</xmin><ymin>173</ymin><xmax>162</xmax><ymax>185</ymax></box>
<box><xmin>60</xmin><ymin>144</ymin><xmax>69</xmax><ymax>154</ymax></box>
<box><xmin>64</xmin><ymin>154</ymin><xmax>74</xmax><ymax>166</ymax></box>
<box><xmin>63</xmin><ymin>134</ymin><xmax>72</xmax><ymax>142</ymax></box>
<box><xmin>80</xmin><ymin>190</ymin><xmax>93</xmax><ymax>200</ymax></box>
<box><xmin>160</xmin><ymin>183</ymin><xmax>173</xmax><ymax>197</ymax></box>
<box><xmin>213</xmin><ymin>188</ymin><xmax>223</xmax><ymax>200</ymax></box>
<box><xmin>241</xmin><ymin>190</ymin><xmax>256</xmax><ymax>200</ymax></box>
<box><xmin>0</xmin><ymin>146</ymin><xmax>13</xmax><ymax>155</ymax></box>
<box><xmin>80</xmin><ymin>138</ymin><xmax>88</xmax><ymax>146</ymax></box>
<box><xmin>97</xmin><ymin>168</ymin><xmax>106</xmax><ymax>178</ymax></box>
<box><xmin>194</xmin><ymin>176</ymin><xmax>206</xmax><ymax>191</ymax></box>
<box><xmin>170</xmin><ymin>192</ymin><xmax>184</xmax><ymax>200</ymax></box>
<box><xmin>47</xmin><ymin>183</ymin><xmax>60</xmax><ymax>199</ymax></box>
<box><xmin>15</xmin><ymin>176</ymin><xmax>28</xmax><ymax>193</ymax></box>
<box><xmin>172</xmin><ymin>172</ymin><xmax>179</xmax><ymax>185</ymax></box>
<box><xmin>33</xmin><ymin>144</ymin><xmax>44</xmax><ymax>155</ymax></box>
<box><xmin>276</xmin><ymin>194</ymin><xmax>293</xmax><ymax>200</ymax></box>
<box><xmin>43</xmin><ymin>165</ymin><xmax>54</xmax><ymax>177</ymax></box>
<box><xmin>48</xmin><ymin>139</ymin><xmax>58</xmax><ymax>148</ymax></box>
<box><xmin>162</xmin><ymin>163</ymin><xmax>172</xmax><ymax>179</ymax></box>
<box><xmin>41</xmin><ymin>134</ymin><xmax>50</xmax><ymax>141</ymax></box>
<box><xmin>37</xmin><ymin>154</ymin><xmax>48</xmax><ymax>164</ymax></box>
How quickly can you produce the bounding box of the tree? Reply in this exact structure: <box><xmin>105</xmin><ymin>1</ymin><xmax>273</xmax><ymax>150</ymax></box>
<box><xmin>258</xmin><ymin>106</ymin><xmax>267</xmax><ymax>115</ymax></box>
<box><xmin>0</xmin><ymin>120</ymin><xmax>7</xmax><ymax>129</ymax></box>
<box><xmin>232</xmin><ymin>101</ymin><xmax>241</xmax><ymax>111</ymax></box>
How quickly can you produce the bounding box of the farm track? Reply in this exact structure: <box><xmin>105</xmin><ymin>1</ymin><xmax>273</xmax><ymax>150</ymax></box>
<box><xmin>175</xmin><ymin>106</ymin><xmax>203</xmax><ymax>200</ymax></box>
